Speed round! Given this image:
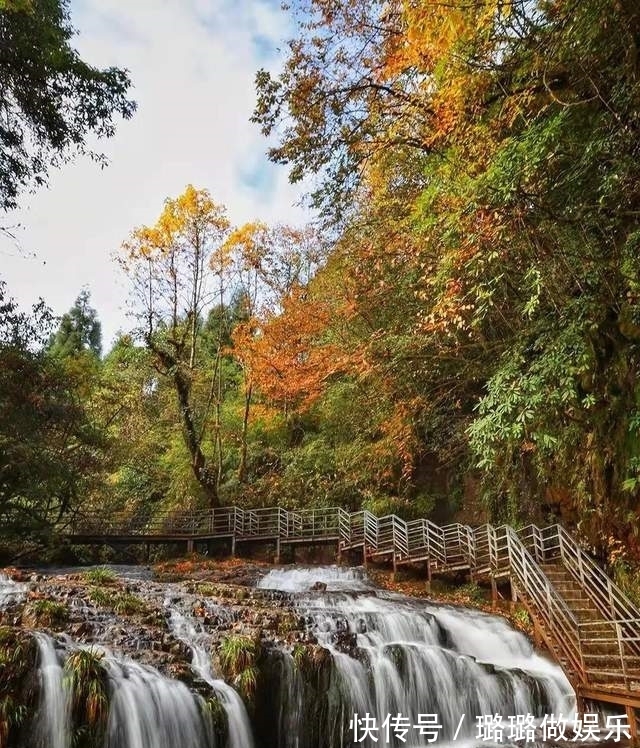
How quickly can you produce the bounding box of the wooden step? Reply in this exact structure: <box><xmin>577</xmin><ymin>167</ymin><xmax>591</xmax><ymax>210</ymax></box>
<box><xmin>587</xmin><ymin>671</ymin><xmax>640</xmax><ymax>686</ymax></box>
<box><xmin>567</xmin><ymin>608</ymin><xmax>604</xmax><ymax>622</ymax></box>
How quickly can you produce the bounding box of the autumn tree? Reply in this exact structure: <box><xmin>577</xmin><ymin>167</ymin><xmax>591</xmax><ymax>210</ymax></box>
<box><xmin>222</xmin><ymin>222</ymin><xmax>324</xmax><ymax>480</ymax></box>
<box><xmin>254</xmin><ymin>0</ymin><xmax>640</xmax><ymax>555</ymax></box>
<box><xmin>119</xmin><ymin>185</ymin><xmax>231</xmax><ymax>507</ymax></box>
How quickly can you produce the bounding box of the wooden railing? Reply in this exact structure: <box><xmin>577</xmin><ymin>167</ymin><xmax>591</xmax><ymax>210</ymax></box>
<box><xmin>68</xmin><ymin>505</ymin><xmax>640</xmax><ymax>693</ymax></box>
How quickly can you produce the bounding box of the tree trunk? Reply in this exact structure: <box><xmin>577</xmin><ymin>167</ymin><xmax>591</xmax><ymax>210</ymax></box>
<box><xmin>174</xmin><ymin>369</ymin><xmax>219</xmax><ymax>507</ymax></box>
<box><xmin>238</xmin><ymin>381</ymin><xmax>252</xmax><ymax>483</ymax></box>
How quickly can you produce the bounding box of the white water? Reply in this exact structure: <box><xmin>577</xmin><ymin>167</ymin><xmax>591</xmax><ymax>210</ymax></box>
<box><xmin>257</xmin><ymin>565</ymin><xmax>370</xmax><ymax>592</ymax></box>
<box><xmin>33</xmin><ymin>632</ymin><xmax>216</xmax><ymax>748</ymax></box>
<box><xmin>260</xmin><ymin>566</ymin><xmax>576</xmax><ymax>746</ymax></box>
<box><xmin>167</xmin><ymin>604</ymin><xmax>255</xmax><ymax>748</ymax></box>
<box><xmin>277</xmin><ymin>651</ymin><xmax>305</xmax><ymax>748</ymax></box>
<box><xmin>0</xmin><ymin>572</ymin><xmax>26</xmax><ymax>608</ymax></box>
<box><xmin>34</xmin><ymin>633</ymin><xmax>71</xmax><ymax>748</ymax></box>
<box><xmin>103</xmin><ymin>653</ymin><xmax>211</xmax><ymax>748</ymax></box>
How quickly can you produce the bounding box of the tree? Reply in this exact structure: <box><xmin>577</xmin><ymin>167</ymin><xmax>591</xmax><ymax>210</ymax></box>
<box><xmin>0</xmin><ymin>282</ymin><xmax>104</xmax><ymax>552</ymax></box>
<box><xmin>222</xmin><ymin>221</ymin><xmax>323</xmax><ymax>481</ymax></box>
<box><xmin>252</xmin><ymin>0</ymin><xmax>640</xmax><ymax>555</ymax></box>
<box><xmin>0</xmin><ymin>0</ymin><xmax>135</xmax><ymax>211</ymax></box>
<box><xmin>119</xmin><ymin>185</ymin><xmax>231</xmax><ymax>507</ymax></box>
<box><xmin>48</xmin><ymin>289</ymin><xmax>102</xmax><ymax>358</ymax></box>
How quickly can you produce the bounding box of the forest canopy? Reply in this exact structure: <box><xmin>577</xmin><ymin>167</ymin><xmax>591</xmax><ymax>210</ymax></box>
<box><xmin>1</xmin><ymin>0</ymin><xmax>640</xmax><ymax>593</ymax></box>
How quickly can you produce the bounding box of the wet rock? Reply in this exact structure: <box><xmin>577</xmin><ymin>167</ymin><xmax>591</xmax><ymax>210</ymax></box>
<box><xmin>310</xmin><ymin>581</ymin><xmax>327</xmax><ymax>591</ymax></box>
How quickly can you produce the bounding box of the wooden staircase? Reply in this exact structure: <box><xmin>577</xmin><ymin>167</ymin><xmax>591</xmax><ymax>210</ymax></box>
<box><xmin>539</xmin><ymin>563</ymin><xmax>640</xmax><ymax>689</ymax></box>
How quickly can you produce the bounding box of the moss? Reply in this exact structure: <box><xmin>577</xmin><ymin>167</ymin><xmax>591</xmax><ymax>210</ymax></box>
<box><xmin>88</xmin><ymin>588</ymin><xmax>115</xmax><ymax>607</ymax></box>
<box><xmin>202</xmin><ymin>694</ymin><xmax>228</xmax><ymax>746</ymax></box>
<box><xmin>88</xmin><ymin>588</ymin><xmax>149</xmax><ymax>617</ymax></box>
<box><xmin>193</xmin><ymin>583</ymin><xmax>218</xmax><ymax>597</ymax></box>
<box><xmin>111</xmin><ymin>592</ymin><xmax>148</xmax><ymax>616</ymax></box>
<box><xmin>0</xmin><ymin>628</ymin><xmax>37</xmax><ymax>747</ymax></box>
<box><xmin>511</xmin><ymin>604</ymin><xmax>532</xmax><ymax>630</ymax></box>
<box><xmin>276</xmin><ymin>612</ymin><xmax>300</xmax><ymax>636</ymax></box>
<box><xmin>456</xmin><ymin>582</ymin><xmax>486</xmax><ymax>604</ymax></box>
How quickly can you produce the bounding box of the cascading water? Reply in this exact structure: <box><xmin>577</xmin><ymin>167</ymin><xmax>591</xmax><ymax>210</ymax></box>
<box><xmin>258</xmin><ymin>566</ymin><xmax>576</xmax><ymax>748</ymax></box>
<box><xmin>102</xmin><ymin>653</ymin><xmax>214</xmax><ymax>748</ymax></box>
<box><xmin>257</xmin><ymin>566</ymin><xmax>370</xmax><ymax>593</ymax></box>
<box><xmin>33</xmin><ymin>633</ymin><xmax>71</xmax><ymax>748</ymax></box>
<box><xmin>3</xmin><ymin>564</ymin><xmax>586</xmax><ymax>748</ymax></box>
<box><xmin>166</xmin><ymin>603</ymin><xmax>255</xmax><ymax>748</ymax></box>
<box><xmin>0</xmin><ymin>572</ymin><xmax>26</xmax><ymax>609</ymax></box>
<box><xmin>30</xmin><ymin>633</ymin><xmax>217</xmax><ymax>748</ymax></box>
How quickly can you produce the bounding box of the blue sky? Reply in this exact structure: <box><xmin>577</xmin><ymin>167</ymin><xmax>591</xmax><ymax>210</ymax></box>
<box><xmin>0</xmin><ymin>0</ymin><xmax>307</xmax><ymax>347</ymax></box>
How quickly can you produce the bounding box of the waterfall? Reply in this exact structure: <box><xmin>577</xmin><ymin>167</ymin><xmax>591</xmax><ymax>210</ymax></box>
<box><xmin>0</xmin><ymin>572</ymin><xmax>26</xmax><ymax>609</ymax></box>
<box><xmin>102</xmin><ymin>653</ymin><xmax>213</xmax><ymax>748</ymax></box>
<box><xmin>166</xmin><ymin>604</ymin><xmax>255</xmax><ymax>748</ymax></box>
<box><xmin>32</xmin><ymin>632</ymin><xmax>216</xmax><ymax>748</ymax></box>
<box><xmin>257</xmin><ymin>566</ymin><xmax>369</xmax><ymax>592</ymax></box>
<box><xmin>259</xmin><ymin>566</ymin><xmax>576</xmax><ymax>747</ymax></box>
<box><xmin>33</xmin><ymin>633</ymin><xmax>71</xmax><ymax>748</ymax></box>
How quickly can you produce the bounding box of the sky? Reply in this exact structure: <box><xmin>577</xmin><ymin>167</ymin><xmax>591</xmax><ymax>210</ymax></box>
<box><xmin>0</xmin><ymin>0</ymin><xmax>307</xmax><ymax>348</ymax></box>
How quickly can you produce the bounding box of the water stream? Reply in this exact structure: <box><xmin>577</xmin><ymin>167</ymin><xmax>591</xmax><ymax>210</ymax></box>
<box><xmin>102</xmin><ymin>652</ymin><xmax>213</xmax><ymax>748</ymax></box>
<box><xmin>258</xmin><ymin>566</ymin><xmax>576</xmax><ymax>747</ymax></box>
<box><xmin>166</xmin><ymin>603</ymin><xmax>255</xmax><ymax>748</ymax></box>
<box><xmin>0</xmin><ymin>572</ymin><xmax>26</xmax><ymax>608</ymax></box>
<box><xmin>33</xmin><ymin>632</ymin><xmax>71</xmax><ymax>748</ymax></box>
<box><xmin>2</xmin><ymin>565</ymin><xmax>581</xmax><ymax>748</ymax></box>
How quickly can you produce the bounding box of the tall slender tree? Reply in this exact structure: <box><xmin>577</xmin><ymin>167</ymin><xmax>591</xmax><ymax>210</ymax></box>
<box><xmin>119</xmin><ymin>185</ymin><xmax>231</xmax><ymax>507</ymax></box>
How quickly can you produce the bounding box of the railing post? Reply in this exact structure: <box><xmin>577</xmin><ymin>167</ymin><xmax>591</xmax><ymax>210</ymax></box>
<box><xmin>489</xmin><ymin>527</ymin><xmax>495</xmax><ymax>572</ymax></box>
<box><xmin>607</xmin><ymin>578</ymin><xmax>617</xmax><ymax>619</ymax></box>
<box><xmin>576</xmin><ymin>623</ymin><xmax>586</xmax><ymax>685</ymax></box>
<box><xmin>616</xmin><ymin>622</ymin><xmax>628</xmax><ymax>689</ymax></box>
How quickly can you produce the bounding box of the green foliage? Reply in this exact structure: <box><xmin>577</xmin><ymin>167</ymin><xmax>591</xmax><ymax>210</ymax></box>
<box><xmin>82</xmin><ymin>567</ymin><xmax>117</xmax><ymax>585</ymax></box>
<box><xmin>64</xmin><ymin>649</ymin><xmax>108</xmax><ymax>732</ymax></box>
<box><xmin>88</xmin><ymin>588</ymin><xmax>114</xmax><ymax>608</ymax></box>
<box><xmin>111</xmin><ymin>593</ymin><xmax>148</xmax><ymax>616</ymax></box>
<box><xmin>612</xmin><ymin>559</ymin><xmax>640</xmax><ymax>610</ymax></box>
<box><xmin>219</xmin><ymin>635</ymin><xmax>260</xmax><ymax>700</ymax></box>
<box><xmin>202</xmin><ymin>694</ymin><xmax>227</xmax><ymax>737</ymax></box>
<box><xmin>48</xmin><ymin>290</ymin><xmax>102</xmax><ymax>359</ymax></box>
<box><xmin>0</xmin><ymin>284</ymin><xmax>107</xmax><ymax>555</ymax></box>
<box><xmin>456</xmin><ymin>583</ymin><xmax>485</xmax><ymax>605</ymax></box>
<box><xmin>512</xmin><ymin>606</ymin><xmax>532</xmax><ymax>630</ymax></box>
<box><xmin>0</xmin><ymin>0</ymin><xmax>135</xmax><ymax>210</ymax></box>
<box><xmin>25</xmin><ymin>600</ymin><xmax>69</xmax><ymax>628</ymax></box>
<box><xmin>88</xmin><ymin>587</ymin><xmax>149</xmax><ymax>616</ymax></box>
<box><xmin>244</xmin><ymin>0</ymin><xmax>640</xmax><ymax>556</ymax></box>
<box><xmin>0</xmin><ymin>628</ymin><xmax>36</xmax><ymax>746</ymax></box>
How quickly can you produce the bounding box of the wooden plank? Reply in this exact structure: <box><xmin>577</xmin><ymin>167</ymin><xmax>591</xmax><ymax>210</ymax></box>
<box><xmin>577</xmin><ymin>685</ymin><xmax>640</xmax><ymax>710</ymax></box>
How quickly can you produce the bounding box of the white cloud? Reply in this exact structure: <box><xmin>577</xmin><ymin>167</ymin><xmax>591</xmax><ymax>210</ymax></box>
<box><xmin>0</xmin><ymin>0</ymin><xmax>307</xmax><ymax>346</ymax></box>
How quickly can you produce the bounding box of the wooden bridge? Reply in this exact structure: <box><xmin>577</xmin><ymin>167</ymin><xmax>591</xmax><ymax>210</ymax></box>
<box><xmin>68</xmin><ymin>505</ymin><xmax>640</xmax><ymax>731</ymax></box>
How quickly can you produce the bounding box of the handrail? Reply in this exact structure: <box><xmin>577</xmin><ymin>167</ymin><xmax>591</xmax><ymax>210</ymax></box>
<box><xmin>67</xmin><ymin>503</ymin><xmax>640</xmax><ymax>692</ymax></box>
<box><xmin>504</xmin><ymin>526</ymin><xmax>585</xmax><ymax>681</ymax></box>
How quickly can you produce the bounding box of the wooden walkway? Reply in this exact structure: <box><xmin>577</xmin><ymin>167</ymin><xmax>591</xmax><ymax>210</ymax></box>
<box><xmin>67</xmin><ymin>506</ymin><xmax>640</xmax><ymax>728</ymax></box>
